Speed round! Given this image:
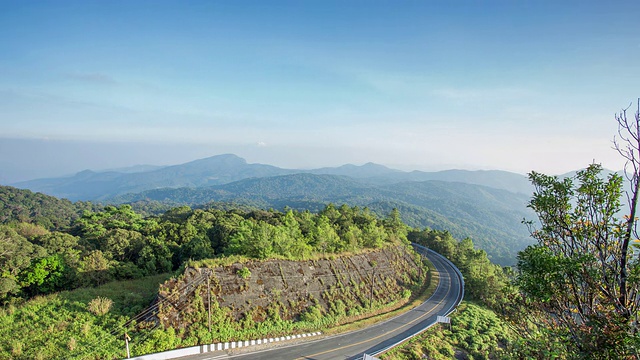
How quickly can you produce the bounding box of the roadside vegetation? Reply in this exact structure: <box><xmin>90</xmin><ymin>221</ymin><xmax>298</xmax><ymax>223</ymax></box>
<box><xmin>384</xmin><ymin>101</ymin><xmax>640</xmax><ymax>359</ymax></box>
<box><xmin>0</xmin><ymin>274</ymin><xmax>170</xmax><ymax>360</ymax></box>
<box><xmin>382</xmin><ymin>302</ymin><xmax>514</xmax><ymax>360</ymax></box>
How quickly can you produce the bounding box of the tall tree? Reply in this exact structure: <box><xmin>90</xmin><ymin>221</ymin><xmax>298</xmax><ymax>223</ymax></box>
<box><xmin>517</xmin><ymin>100</ymin><xmax>640</xmax><ymax>358</ymax></box>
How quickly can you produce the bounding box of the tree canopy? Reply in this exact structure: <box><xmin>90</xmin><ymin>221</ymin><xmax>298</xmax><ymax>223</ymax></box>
<box><xmin>516</xmin><ymin>101</ymin><xmax>640</xmax><ymax>358</ymax></box>
<box><xmin>0</xmin><ymin>200</ymin><xmax>408</xmax><ymax>303</ymax></box>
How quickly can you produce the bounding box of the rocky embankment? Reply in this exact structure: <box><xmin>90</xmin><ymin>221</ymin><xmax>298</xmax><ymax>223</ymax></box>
<box><xmin>157</xmin><ymin>245</ymin><xmax>426</xmax><ymax>329</ymax></box>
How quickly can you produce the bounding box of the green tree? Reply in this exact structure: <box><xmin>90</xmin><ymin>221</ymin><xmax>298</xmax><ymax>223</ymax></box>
<box><xmin>209</xmin><ymin>212</ymin><xmax>244</xmax><ymax>253</ymax></box>
<box><xmin>361</xmin><ymin>220</ymin><xmax>387</xmax><ymax>248</ymax></box>
<box><xmin>136</xmin><ymin>238</ymin><xmax>172</xmax><ymax>275</ymax></box>
<box><xmin>320</xmin><ymin>203</ymin><xmax>341</xmax><ymax>224</ymax></box>
<box><xmin>73</xmin><ymin>205</ymin><xmax>155</xmax><ymax>246</ymax></box>
<box><xmin>102</xmin><ymin>228</ymin><xmax>144</xmax><ymax>262</ymax></box>
<box><xmin>408</xmin><ymin>229</ymin><xmax>456</xmax><ymax>260</ymax></box>
<box><xmin>455</xmin><ymin>238</ymin><xmax>506</xmax><ymax>308</ymax></box>
<box><xmin>272</xmin><ymin>211</ymin><xmax>309</xmax><ymax>258</ymax></box>
<box><xmin>0</xmin><ymin>226</ymin><xmax>46</xmax><ymax>300</ymax></box>
<box><xmin>19</xmin><ymin>254</ymin><xmax>68</xmax><ymax>295</ymax></box>
<box><xmin>384</xmin><ymin>208</ymin><xmax>408</xmax><ymax>243</ymax></box>
<box><xmin>343</xmin><ymin>225</ymin><xmax>363</xmax><ymax>251</ymax></box>
<box><xmin>33</xmin><ymin>231</ymin><xmax>82</xmax><ymax>267</ymax></box>
<box><xmin>516</xmin><ymin>101</ymin><xmax>640</xmax><ymax>358</ymax></box>
<box><xmin>79</xmin><ymin>250</ymin><xmax>112</xmax><ymax>286</ymax></box>
<box><xmin>226</xmin><ymin>220</ymin><xmax>275</xmax><ymax>259</ymax></box>
<box><xmin>310</xmin><ymin>215</ymin><xmax>341</xmax><ymax>253</ymax></box>
<box><xmin>12</xmin><ymin>222</ymin><xmax>49</xmax><ymax>240</ymax></box>
<box><xmin>180</xmin><ymin>236</ymin><xmax>215</xmax><ymax>261</ymax></box>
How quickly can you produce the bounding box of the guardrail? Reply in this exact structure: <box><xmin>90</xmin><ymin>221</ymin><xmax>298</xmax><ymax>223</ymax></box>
<box><xmin>128</xmin><ymin>332</ymin><xmax>323</xmax><ymax>360</ymax></box>
<box><xmin>368</xmin><ymin>243</ymin><xmax>465</xmax><ymax>357</ymax></box>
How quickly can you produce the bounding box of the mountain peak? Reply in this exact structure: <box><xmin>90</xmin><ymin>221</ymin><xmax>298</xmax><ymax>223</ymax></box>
<box><xmin>75</xmin><ymin>169</ymin><xmax>97</xmax><ymax>178</ymax></box>
<box><xmin>312</xmin><ymin>162</ymin><xmax>399</xmax><ymax>178</ymax></box>
<box><xmin>362</xmin><ymin>162</ymin><xmax>392</xmax><ymax>169</ymax></box>
<box><xmin>201</xmin><ymin>153</ymin><xmax>246</xmax><ymax>163</ymax></box>
<box><xmin>183</xmin><ymin>154</ymin><xmax>248</xmax><ymax>168</ymax></box>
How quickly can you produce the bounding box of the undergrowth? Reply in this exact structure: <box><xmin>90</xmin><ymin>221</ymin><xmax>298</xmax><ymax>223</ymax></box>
<box><xmin>381</xmin><ymin>302</ymin><xmax>516</xmax><ymax>360</ymax></box>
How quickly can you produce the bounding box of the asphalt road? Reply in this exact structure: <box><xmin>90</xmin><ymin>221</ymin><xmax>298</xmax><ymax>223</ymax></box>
<box><xmin>179</xmin><ymin>248</ymin><xmax>464</xmax><ymax>360</ymax></box>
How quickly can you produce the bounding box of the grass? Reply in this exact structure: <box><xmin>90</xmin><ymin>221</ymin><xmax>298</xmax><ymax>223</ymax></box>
<box><xmin>0</xmin><ymin>274</ymin><xmax>171</xmax><ymax>360</ymax></box>
<box><xmin>380</xmin><ymin>301</ymin><xmax>515</xmax><ymax>360</ymax></box>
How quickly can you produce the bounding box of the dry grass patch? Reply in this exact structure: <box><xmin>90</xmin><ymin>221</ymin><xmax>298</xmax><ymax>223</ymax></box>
<box><xmin>87</xmin><ymin>296</ymin><xmax>113</xmax><ymax>316</ymax></box>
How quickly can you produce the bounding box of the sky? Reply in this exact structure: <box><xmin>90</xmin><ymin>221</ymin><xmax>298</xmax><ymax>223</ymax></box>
<box><xmin>1</xmin><ymin>0</ymin><xmax>639</xmax><ymax>183</ymax></box>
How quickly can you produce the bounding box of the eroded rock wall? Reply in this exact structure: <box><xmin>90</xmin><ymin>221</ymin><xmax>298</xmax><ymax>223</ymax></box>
<box><xmin>157</xmin><ymin>245</ymin><xmax>424</xmax><ymax>329</ymax></box>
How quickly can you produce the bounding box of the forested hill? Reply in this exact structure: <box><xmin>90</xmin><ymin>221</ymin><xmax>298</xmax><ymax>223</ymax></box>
<box><xmin>111</xmin><ymin>173</ymin><xmax>533</xmax><ymax>265</ymax></box>
<box><xmin>0</xmin><ymin>185</ymin><xmax>95</xmax><ymax>229</ymax></box>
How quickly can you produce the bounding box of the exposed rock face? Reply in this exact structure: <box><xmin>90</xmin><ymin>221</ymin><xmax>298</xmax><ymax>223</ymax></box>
<box><xmin>157</xmin><ymin>245</ymin><xmax>424</xmax><ymax>330</ymax></box>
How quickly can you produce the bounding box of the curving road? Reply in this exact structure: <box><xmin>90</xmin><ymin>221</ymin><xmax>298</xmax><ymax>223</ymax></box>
<box><xmin>178</xmin><ymin>246</ymin><xmax>464</xmax><ymax>360</ymax></box>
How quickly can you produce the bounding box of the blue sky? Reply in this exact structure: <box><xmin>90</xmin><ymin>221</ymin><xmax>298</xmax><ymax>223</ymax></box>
<box><xmin>1</xmin><ymin>1</ymin><xmax>639</xmax><ymax>183</ymax></box>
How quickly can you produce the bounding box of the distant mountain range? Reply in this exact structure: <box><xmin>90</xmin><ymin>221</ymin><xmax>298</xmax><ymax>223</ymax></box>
<box><xmin>11</xmin><ymin>154</ymin><xmax>284</xmax><ymax>201</ymax></box>
<box><xmin>13</xmin><ymin>154</ymin><xmax>533</xmax><ymax>201</ymax></box>
<box><xmin>10</xmin><ymin>154</ymin><xmax>540</xmax><ymax>265</ymax></box>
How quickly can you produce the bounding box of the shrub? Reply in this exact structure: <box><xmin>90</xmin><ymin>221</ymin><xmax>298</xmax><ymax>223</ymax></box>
<box><xmin>237</xmin><ymin>267</ymin><xmax>251</xmax><ymax>279</ymax></box>
<box><xmin>11</xmin><ymin>341</ymin><xmax>22</xmax><ymax>356</ymax></box>
<box><xmin>300</xmin><ymin>305</ymin><xmax>324</xmax><ymax>323</ymax></box>
<box><xmin>67</xmin><ymin>337</ymin><xmax>77</xmax><ymax>351</ymax></box>
<box><xmin>82</xmin><ymin>322</ymin><xmax>91</xmax><ymax>335</ymax></box>
<box><xmin>88</xmin><ymin>296</ymin><xmax>113</xmax><ymax>316</ymax></box>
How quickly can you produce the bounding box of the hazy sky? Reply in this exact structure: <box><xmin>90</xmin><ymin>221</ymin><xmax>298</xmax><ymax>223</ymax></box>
<box><xmin>1</xmin><ymin>1</ymin><xmax>639</xmax><ymax>183</ymax></box>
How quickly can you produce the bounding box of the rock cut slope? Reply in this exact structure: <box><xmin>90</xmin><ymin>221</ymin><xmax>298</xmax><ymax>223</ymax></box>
<box><xmin>156</xmin><ymin>246</ymin><xmax>424</xmax><ymax>332</ymax></box>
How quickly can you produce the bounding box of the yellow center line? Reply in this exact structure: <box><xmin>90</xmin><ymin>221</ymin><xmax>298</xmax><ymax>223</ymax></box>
<box><xmin>295</xmin><ymin>258</ymin><xmax>453</xmax><ymax>359</ymax></box>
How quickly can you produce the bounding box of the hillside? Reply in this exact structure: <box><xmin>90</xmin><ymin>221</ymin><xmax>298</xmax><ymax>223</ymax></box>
<box><xmin>0</xmin><ymin>177</ymin><xmax>524</xmax><ymax>359</ymax></box>
<box><xmin>111</xmin><ymin>173</ymin><xmax>533</xmax><ymax>265</ymax></box>
<box><xmin>0</xmin><ymin>185</ymin><xmax>94</xmax><ymax>229</ymax></box>
<box><xmin>407</xmin><ymin>169</ymin><xmax>531</xmax><ymax>194</ymax></box>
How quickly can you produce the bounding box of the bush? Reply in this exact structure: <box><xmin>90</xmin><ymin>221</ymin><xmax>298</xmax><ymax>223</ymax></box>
<box><xmin>11</xmin><ymin>341</ymin><xmax>22</xmax><ymax>356</ymax></box>
<box><xmin>300</xmin><ymin>305</ymin><xmax>324</xmax><ymax>323</ymax></box>
<box><xmin>237</xmin><ymin>267</ymin><xmax>251</xmax><ymax>279</ymax></box>
<box><xmin>67</xmin><ymin>337</ymin><xmax>77</xmax><ymax>351</ymax></box>
<box><xmin>87</xmin><ymin>296</ymin><xmax>113</xmax><ymax>316</ymax></box>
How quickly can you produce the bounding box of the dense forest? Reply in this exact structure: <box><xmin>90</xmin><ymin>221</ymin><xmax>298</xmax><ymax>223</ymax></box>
<box><xmin>0</xmin><ymin>185</ymin><xmax>96</xmax><ymax>229</ymax></box>
<box><xmin>0</xmin><ymin>185</ymin><xmax>410</xmax><ymax>304</ymax></box>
